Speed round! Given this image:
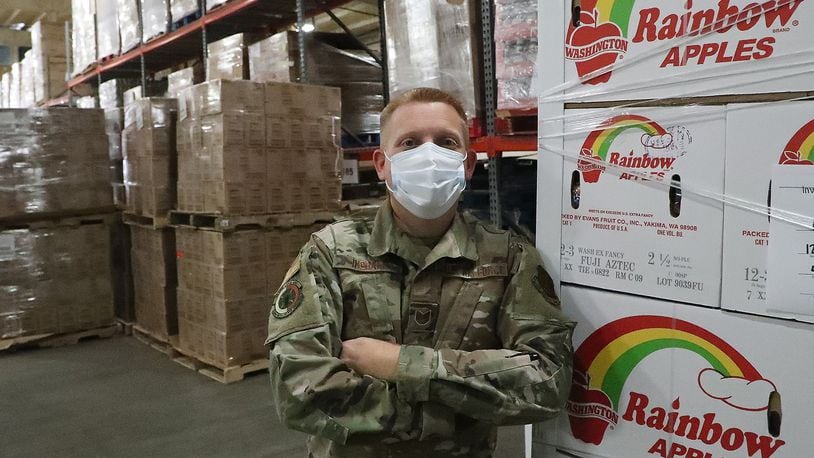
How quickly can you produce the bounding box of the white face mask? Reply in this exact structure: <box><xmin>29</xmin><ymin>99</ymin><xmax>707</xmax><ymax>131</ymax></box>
<box><xmin>385</xmin><ymin>142</ymin><xmax>467</xmax><ymax>220</ymax></box>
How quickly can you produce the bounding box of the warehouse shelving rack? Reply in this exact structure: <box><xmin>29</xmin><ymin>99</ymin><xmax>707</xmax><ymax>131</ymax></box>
<box><xmin>61</xmin><ymin>0</ymin><xmax>537</xmax><ymax>227</ymax></box>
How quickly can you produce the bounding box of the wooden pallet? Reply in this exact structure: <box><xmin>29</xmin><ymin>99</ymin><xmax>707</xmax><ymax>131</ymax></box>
<box><xmin>122</xmin><ymin>212</ymin><xmax>170</xmax><ymax>229</ymax></box>
<box><xmin>144</xmin><ymin>30</ymin><xmax>168</xmax><ymax>43</ymax></box>
<box><xmin>0</xmin><ymin>324</ymin><xmax>119</xmax><ymax>352</ymax></box>
<box><xmin>0</xmin><ymin>209</ymin><xmax>119</xmax><ymax>230</ymax></box>
<box><xmin>169</xmin><ymin>210</ymin><xmax>336</xmax><ymax>232</ymax></box>
<box><xmin>117</xmin><ymin>319</ymin><xmax>135</xmax><ymax>336</ymax></box>
<box><xmin>496</xmin><ymin>108</ymin><xmax>538</xmax><ymax>135</ymax></box>
<box><xmin>131</xmin><ymin>325</ymin><xmax>179</xmax><ymax>358</ymax></box>
<box><xmin>172</xmin><ymin>351</ymin><xmax>269</xmax><ymax>384</ymax></box>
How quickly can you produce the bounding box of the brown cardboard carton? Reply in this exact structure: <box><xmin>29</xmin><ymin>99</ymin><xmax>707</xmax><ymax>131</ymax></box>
<box><xmin>0</xmin><ymin>222</ymin><xmax>115</xmax><ymax>339</ymax></box>
<box><xmin>130</xmin><ymin>224</ymin><xmax>177</xmax><ymax>340</ymax></box>
<box><xmin>174</xmin><ymin>224</ymin><xmax>325</xmax><ymax>367</ymax></box>
<box><xmin>0</xmin><ymin>108</ymin><xmax>113</xmax><ymax>219</ymax></box>
<box><xmin>122</xmin><ymin>98</ymin><xmax>178</xmax><ymax>217</ymax></box>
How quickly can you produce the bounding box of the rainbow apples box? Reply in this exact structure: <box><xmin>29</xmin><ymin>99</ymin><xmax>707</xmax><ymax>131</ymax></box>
<box><xmin>538</xmin><ymin>285</ymin><xmax>813</xmax><ymax>457</ymax></box>
<box><xmin>722</xmin><ymin>102</ymin><xmax>814</xmax><ymax>319</ymax></box>
<box><xmin>560</xmin><ymin>106</ymin><xmax>725</xmax><ymax>307</ymax></box>
<box><xmin>549</xmin><ymin>0</ymin><xmax>813</xmax><ymax>101</ymax></box>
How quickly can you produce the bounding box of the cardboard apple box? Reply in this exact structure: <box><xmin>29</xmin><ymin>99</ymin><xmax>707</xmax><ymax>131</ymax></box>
<box><xmin>722</xmin><ymin>101</ymin><xmax>814</xmax><ymax>319</ymax></box>
<box><xmin>560</xmin><ymin>106</ymin><xmax>725</xmax><ymax>307</ymax></box>
<box><xmin>545</xmin><ymin>0</ymin><xmax>814</xmax><ymax>101</ymax></box>
<box><xmin>537</xmin><ymin>285</ymin><xmax>814</xmax><ymax>458</ymax></box>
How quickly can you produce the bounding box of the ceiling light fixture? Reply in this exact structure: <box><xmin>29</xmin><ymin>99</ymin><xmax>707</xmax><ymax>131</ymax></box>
<box><xmin>301</xmin><ymin>23</ymin><xmax>315</xmax><ymax>33</ymax></box>
<box><xmin>10</xmin><ymin>22</ymin><xmax>26</xmax><ymax>31</ymax></box>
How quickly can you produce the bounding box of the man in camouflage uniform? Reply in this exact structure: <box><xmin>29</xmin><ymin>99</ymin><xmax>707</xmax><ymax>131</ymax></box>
<box><xmin>267</xmin><ymin>88</ymin><xmax>575</xmax><ymax>457</ymax></box>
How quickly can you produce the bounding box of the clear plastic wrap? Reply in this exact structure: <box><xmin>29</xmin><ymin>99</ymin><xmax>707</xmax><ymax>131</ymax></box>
<box><xmin>71</xmin><ymin>0</ymin><xmax>96</xmax><ymax>76</ymax></box>
<box><xmin>170</xmin><ymin>0</ymin><xmax>200</xmax><ymax>22</ymax></box>
<box><xmin>338</xmin><ymin>82</ymin><xmax>384</xmax><ymax>135</ymax></box>
<box><xmin>141</xmin><ymin>0</ymin><xmax>170</xmax><ymax>43</ymax></box>
<box><xmin>105</xmin><ymin>108</ymin><xmax>126</xmax><ymax>207</ymax></box>
<box><xmin>117</xmin><ymin>0</ymin><xmax>142</xmax><ymax>53</ymax></box>
<box><xmin>0</xmin><ymin>221</ymin><xmax>115</xmax><ymax>339</ymax></box>
<box><xmin>206</xmin><ymin>33</ymin><xmax>255</xmax><ymax>81</ymax></box>
<box><xmin>76</xmin><ymin>96</ymin><xmax>98</xmax><ymax>108</ymax></box>
<box><xmin>9</xmin><ymin>63</ymin><xmax>20</xmax><ymax>108</ymax></box>
<box><xmin>0</xmin><ymin>74</ymin><xmax>8</xmax><ymax>108</ymax></box>
<box><xmin>533</xmin><ymin>3</ymin><xmax>814</xmax><ymax>455</ymax></box>
<box><xmin>175</xmin><ymin>79</ymin><xmax>342</xmax><ymax>215</ymax></box>
<box><xmin>123</xmin><ymin>98</ymin><xmax>178</xmax><ymax>218</ymax></box>
<box><xmin>31</xmin><ymin>21</ymin><xmax>68</xmax><ymax>103</ymax></box>
<box><xmin>96</xmin><ymin>0</ymin><xmax>121</xmax><ymax>58</ymax></box>
<box><xmin>250</xmin><ymin>32</ymin><xmax>385</xmax><ymax>134</ymax></box>
<box><xmin>20</xmin><ymin>54</ymin><xmax>35</xmax><ymax>108</ymax></box>
<box><xmin>384</xmin><ymin>0</ymin><xmax>480</xmax><ymax>118</ymax></box>
<box><xmin>130</xmin><ymin>225</ymin><xmax>176</xmax><ymax>340</ymax></box>
<box><xmin>0</xmin><ymin>108</ymin><xmax>113</xmax><ymax>219</ymax></box>
<box><xmin>248</xmin><ymin>32</ymin><xmax>297</xmax><ymax>83</ymax></box>
<box><xmin>306</xmin><ymin>36</ymin><xmax>383</xmax><ymax>85</ymax></box>
<box><xmin>167</xmin><ymin>65</ymin><xmax>203</xmax><ymax>99</ymax></box>
<box><xmin>495</xmin><ymin>0</ymin><xmax>537</xmax><ymax>111</ymax></box>
<box><xmin>175</xmin><ymin>223</ymin><xmax>323</xmax><ymax>368</ymax></box>
<box><xmin>99</xmin><ymin>78</ymin><xmax>139</xmax><ymax>110</ymax></box>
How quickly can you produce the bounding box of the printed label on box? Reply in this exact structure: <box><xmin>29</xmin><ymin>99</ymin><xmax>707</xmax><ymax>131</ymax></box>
<box><xmin>722</xmin><ymin>102</ymin><xmax>814</xmax><ymax>318</ymax></box>
<box><xmin>553</xmin><ymin>0</ymin><xmax>814</xmax><ymax>100</ymax></box>
<box><xmin>0</xmin><ymin>234</ymin><xmax>14</xmax><ymax>260</ymax></box>
<box><xmin>560</xmin><ymin>106</ymin><xmax>725</xmax><ymax>306</ymax></box>
<box><xmin>539</xmin><ymin>285</ymin><xmax>814</xmax><ymax>458</ymax></box>
<box><xmin>342</xmin><ymin>159</ymin><xmax>359</xmax><ymax>185</ymax></box>
<box><xmin>767</xmin><ymin>165</ymin><xmax>814</xmax><ymax>320</ymax></box>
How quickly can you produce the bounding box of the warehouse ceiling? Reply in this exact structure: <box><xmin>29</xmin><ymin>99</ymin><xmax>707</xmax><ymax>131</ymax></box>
<box><xmin>312</xmin><ymin>0</ymin><xmax>381</xmax><ymax>51</ymax></box>
<box><xmin>0</xmin><ymin>0</ymin><xmax>70</xmax><ymax>30</ymax></box>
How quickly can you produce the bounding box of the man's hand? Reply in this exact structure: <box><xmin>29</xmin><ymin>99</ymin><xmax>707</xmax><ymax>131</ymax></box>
<box><xmin>341</xmin><ymin>337</ymin><xmax>401</xmax><ymax>381</ymax></box>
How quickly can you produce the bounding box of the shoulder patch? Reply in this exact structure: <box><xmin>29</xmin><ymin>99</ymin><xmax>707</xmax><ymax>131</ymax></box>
<box><xmin>272</xmin><ymin>280</ymin><xmax>304</xmax><ymax>319</ymax></box>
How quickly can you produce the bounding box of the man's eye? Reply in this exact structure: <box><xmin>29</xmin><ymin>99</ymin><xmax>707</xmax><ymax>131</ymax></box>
<box><xmin>400</xmin><ymin>139</ymin><xmax>416</xmax><ymax>148</ymax></box>
<box><xmin>443</xmin><ymin>138</ymin><xmax>460</xmax><ymax>148</ymax></box>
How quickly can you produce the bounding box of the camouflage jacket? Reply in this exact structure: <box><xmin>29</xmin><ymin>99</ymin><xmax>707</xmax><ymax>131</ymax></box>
<box><xmin>267</xmin><ymin>200</ymin><xmax>575</xmax><ymax>457</ymax></box>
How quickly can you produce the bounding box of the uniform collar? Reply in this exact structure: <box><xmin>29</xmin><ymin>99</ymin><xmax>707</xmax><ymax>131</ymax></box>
<box><xmin>367</xmin><ymin>199</ymin><xmax>478</xmax><ymax>267</ymax></box>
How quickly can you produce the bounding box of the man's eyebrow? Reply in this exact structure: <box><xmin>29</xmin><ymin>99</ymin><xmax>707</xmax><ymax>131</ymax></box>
<box><xmin>396</xmin><ymin>128</ymin><xmax>464</xmax><ymax>140</ymax></box>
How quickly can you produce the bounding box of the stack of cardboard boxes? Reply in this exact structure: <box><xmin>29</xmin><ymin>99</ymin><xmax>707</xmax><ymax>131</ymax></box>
<box><xmin>0</xmin><ymin>108</ymin><xmax>115</xmax><ymax>340</ymax></box>
<box><xmin>534</xmin><ymin>0</ymin><xmax>814</xmax><ymax>456</ymax></box>
<box><xmin>175</xmin><ymin>225</ymin><xmax>321</xmax><ymax>368</ymax></box>
<box><xmin>100</xmin><ymin>78</ymin><xmax>139</xmax><ymax>208</ymax></box>
<box><xmin>130</xmin><ymin>225</ymin><xmax>177</xmax><ymax>341</ymax></box>
<box><xmin>30</xmin><ymin>21</ymin><xmax>69</xmax><ymax>104</ymax></box>
<box><xmin>122</xmin><ymin>98</ymin><xmax>179</xmax><ymax>342</ymax></box>
<box><xmin>495</xmin><ymin>0</ymin><xmax>537</xmax><ymax>111</ymax></box>
<box><xmin>71</xmin><ymin>0</ymin><xmax>96</xmax><ymax>76</ymax></box>
<box><xmin>176</xmin><ymin>79</ymin><xmax>342</xmax><ymax>215</ymax></box>
<box><xmin>170</xmin><ymin>0</ymin><xmax>200</xmax><ymax>23</ymax></box>
<box><xmin>141</xmin><ymin>0</ymin><xmax>170</xmax><ymax>43</ymax></box>
<box><xmin>123</xmin><ymin>98</ymin><xmax>178</xmax><ymax>218</ymax></box>
<box><xmin>173</xmin><ymin>78</ymin><xmax>342</xmax><ymax>370</ymax></box>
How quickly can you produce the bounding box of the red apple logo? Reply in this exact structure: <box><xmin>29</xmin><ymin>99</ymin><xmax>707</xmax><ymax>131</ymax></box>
<box><xmin>567</xmin><ymin>371</ymin><xmax>619</xmax><ymax>445</ymax></box>
<box><xmin>578</xmin><ymin>148</ymin><xmax>605</xmax><ymax>183</ymax></box>
<box><xmin>779</xmin><ymin>150</ymin><xmax>814</xmax><ymax>165</ymax></box>
<box><xmin>565</xmin><ymin>9</ymin><xmax>628</xmax><ymax>85</ymax></box>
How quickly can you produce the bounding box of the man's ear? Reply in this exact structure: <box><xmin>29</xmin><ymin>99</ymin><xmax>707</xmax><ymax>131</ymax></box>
<box><xmin>373</xmin><ymin>148</ymin><xmax>387</xmax><ymax>181</ymax></box>
<box><xmin>464</xmin><ymin>149</ymin><xmax>478</xmax><ymax>180</ymax></box>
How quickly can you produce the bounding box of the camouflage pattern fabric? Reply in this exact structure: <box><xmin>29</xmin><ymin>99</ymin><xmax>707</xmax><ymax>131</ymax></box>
<box><xmin>267</xmin><ymin>200</ymin><xmax>575</xmax><ymax>457</ymax></box>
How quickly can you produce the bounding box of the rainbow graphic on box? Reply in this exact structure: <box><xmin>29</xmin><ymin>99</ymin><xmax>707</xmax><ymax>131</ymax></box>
<box><xmin>566</xmin><ymin>315</ymin><xmax>766</xmax><ymax>445</ymax></box>
<box><xmin>578</xmin><ymin>114</ymin><xmax>669</xmax><ymax>182</ymax></box>
<box><xmin>778</xmin><ymin>119</ymin><xmax>814</xmax><ymax>165</ymax></box>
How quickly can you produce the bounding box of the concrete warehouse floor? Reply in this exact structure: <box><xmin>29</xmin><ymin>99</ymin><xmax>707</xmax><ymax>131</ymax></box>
<box><xmin>0</xmin><ymin>335</ymin><xmax>525</xmax><ymax>457</ymax></box>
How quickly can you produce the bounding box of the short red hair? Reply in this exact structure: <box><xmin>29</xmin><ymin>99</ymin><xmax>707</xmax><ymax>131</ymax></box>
<box><xmin>380</xmin><ymin>87</ymin><xmax>468</xmax><ymax>134</ymax></box>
